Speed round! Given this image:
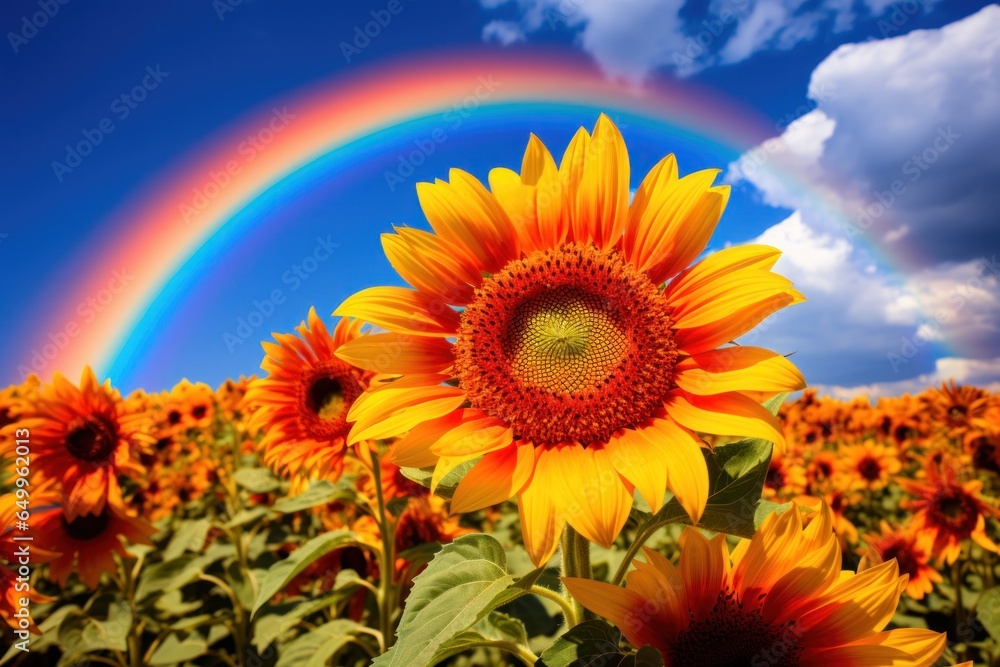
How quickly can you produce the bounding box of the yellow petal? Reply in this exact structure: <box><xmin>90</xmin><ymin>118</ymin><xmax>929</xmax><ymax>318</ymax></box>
<box><xmin>572</xmin><ymin>114</ymin><xmax>629</xmax><ymax>250</ymax></box>
<box><xmin>554</xmin><ymin>444</ymin><xmax>633</xmax><ymax>548</ymax></box>
<box><xmin>665</xmin><ymin>389</ymin><xmax>786</xmax><ymax>452</ymax></box>
<box><xmin>346</xmin><ymin>380</ymin><xmax>465</xmax><ymax>443</ymax></box>
<box><xmin>607</xmin><ymin>427</ymin><xmax>670</xmax><ymax>512</ymax></box>
<box><xmin>335</xmin><ymin>333</ymin><xmax>454</xmax><ymax>375</ymax></box>
<box><xmin>675</xmin><ymin>346</ymin><xmax>806</xmax><ymax>396</ymax></box>
<box><xmin>518</xmin><ymin>447</ymin><xmax>566</xmax><ymax>566</ymax></box>
<box><xmin>381</xmin><ymin>227</ymin><xmax>479</xmax><ymax>305</ymax></box>
<box><xmin>334</xmin><ymin>287</ymin><xmax>460</xmax><ymax>337</ymax></box>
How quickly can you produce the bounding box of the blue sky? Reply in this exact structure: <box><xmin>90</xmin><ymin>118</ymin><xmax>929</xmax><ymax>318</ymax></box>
<box><xmin>2</xmin><ymin>0</ymin><xmax>998</xmax><ymax>395</ymax></box>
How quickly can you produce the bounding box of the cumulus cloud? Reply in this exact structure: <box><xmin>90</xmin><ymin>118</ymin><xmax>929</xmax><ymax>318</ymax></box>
<box><xmin>730</xmin><ymin>5</ymin><xmax>1000</xmax><ymax>264</ymax></box>
<box><xmin>729</xmin><ymin>7</ymin><xmax>1000</xmax><ymax>393</ymax></box>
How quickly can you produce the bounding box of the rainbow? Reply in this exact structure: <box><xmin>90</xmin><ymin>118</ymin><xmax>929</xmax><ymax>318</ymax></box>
<box><xmin>11</xmin><ymin>50</ymin><xmax>907</xmax><ymax>389</ymax></box>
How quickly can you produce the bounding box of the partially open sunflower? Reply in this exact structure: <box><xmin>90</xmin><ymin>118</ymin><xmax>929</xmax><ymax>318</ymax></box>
<box><xmin>335</xmin><ymin>115</ymin><xmax>805</xmax><ymax>565</ymax></box>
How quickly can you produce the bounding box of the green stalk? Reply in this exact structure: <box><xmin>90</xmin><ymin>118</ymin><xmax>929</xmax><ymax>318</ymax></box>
<box><xmin>370</xmin><ymin>448</ymin><xmax>398</xmax><ymax>651</ymax></box>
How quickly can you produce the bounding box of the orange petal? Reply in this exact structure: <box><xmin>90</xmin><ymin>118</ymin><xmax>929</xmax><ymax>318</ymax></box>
<box><xmin>346</xmin><ymin>379</ymin><xmax>465</xmax><ymax>443</ymax></box>
<box><xmin>607</xmin><ymin>427</ymin><xmax>670</xmax><ymax>512</ymax></box>
<box><xmin>450</xmin><ymin>443</ymin><xmax>535</xmax><ymax>513</ymax></box>
<box><xmin>678</xmin><ymin>529</ymin><xmax>730</xmax><ymax>620</ymax></box>
<box><xmin>665</xmin><ymin>389</ymin><xmax>786</xmax><ymax>452</ymax></box>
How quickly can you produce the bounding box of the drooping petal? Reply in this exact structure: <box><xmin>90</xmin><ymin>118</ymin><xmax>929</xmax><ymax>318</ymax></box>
<box><xmin>665</xmin><ymin>389</ymin><xmax>786</xmax><ymax>452</ymax></box>
<box><xmin>607</xmin><ymin>427</ymin><xmax>670</xmax><ymax>512</ymax></box>
<box><xmin>675</xmin><ymin>346</ymin><xmax>806</xmax><ymax>396</ymax></box>
<box><xmin>552</xmin><ymin>444</ymin><xmax>633</xmax><ymax>548</ymax></box>
<box><xmin>518</xmin><ymin>447</ymin><xmax>566</xmax><ymax>566</ymax></box>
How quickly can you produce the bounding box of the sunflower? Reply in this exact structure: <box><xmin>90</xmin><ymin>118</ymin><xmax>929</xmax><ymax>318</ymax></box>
<box><xmin>0</xmin><ymin>493</ymin><xmax>56</xmax><ymax>634</ymax></box>
<box><xmin>804</xmin><ymin>450</ymin><xmax>838</xmax><ymax>494</ymax></box>
<box><xmin>245</xmin><ymin>308</ymin><xmax>372</xmax><ymax>491</ymax></box>
<box><xmin>334</xmin><ymin>115</ymin><xmax>805</xmax><ymax>565</ymax></box>
<box><xmin>925</xmin><ymin>380</ymin><xmax>991</xmax><ymax>436</ymax></box>
<box><xmin>763</xmin><ymin>455</ymin><xmax>807</xmax><ymax>500</ymax></box>
<box><xmin>840</xmin><ymin>440</ymin><xmax>901</xmax><ymax>492</ymax></box>
<box><xmin>1</xmin><ymin>367</ymin><xmax>150</xmax><ymax>521</ymax></box>
<box><xmin>564</xmin><ymin>504</ymin><xmax>946</xmax><ymax>666</ymax></box>
<box><xmin>899</xmin><ymin>460</ymin><xmax>999</xmax><ymax>564</ymax></box>
<box><xmin>163</xmin><ymin>379</ymin><xmax>216</xmax><ymax>435</ymax></box>
<box><xmin>861</xmin><ymin>521</ymin><xmax>941</xmax><ymax>600</ymax></box>
<box><xmin>964</xmin><ymin>429</ymin><xmax>1000</xmax><ymax>474</ymax></box>
<box><xmin>34</xmin><ymin>492</ymin><xmax>156</xmax><ymax>589</ymax></box>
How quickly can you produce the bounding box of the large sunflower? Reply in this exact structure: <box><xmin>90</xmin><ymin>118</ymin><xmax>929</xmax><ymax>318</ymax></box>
<box><xmin>564</xmin><ymin>504</ymin><xmax>946</xmax><ymax>666</ymax></box>
<box><xmin>335</xmin><ymin>115</ymin><xmax>805</xmax><ymax>565</ymax></box>
<box><xmin>245</xmin><ymin>308</ymin><xmax>372</xmax><ymax>490</ymax></box>
<box><xmin>1</xmin><ymin>367</ymin><xmax>149</xmax><ymax>520</ymax></box>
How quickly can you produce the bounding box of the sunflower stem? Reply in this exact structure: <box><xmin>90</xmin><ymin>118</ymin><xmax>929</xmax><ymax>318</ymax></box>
<box><xmin>560</xmin><ymin>526</ymin><xmax>592</xmax><ymax>626</ymax></box>
<box><xmin>370</xmin><ymin>447</ymin><xmax>398</xmax><ymax>651</ymax></box>
<box><xmin>953</xmin><ymin>557</ymin><xmax>966</xmax><ymax>662</ymax></box>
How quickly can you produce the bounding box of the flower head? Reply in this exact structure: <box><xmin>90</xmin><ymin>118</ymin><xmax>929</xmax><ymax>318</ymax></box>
<box><xmin>1</xmin><ymin>367</ymin><xmax>150</xmax><ymax>520</ymax></box>
<box><xmin>565</xmin><ymin>505</ymin><xmax>946</xmax><ymax>666</ymax></box>
<box><xmin>245</xmin><ymin>309</ymin><xmax>371</xmax><ymax>491</ymax></box>
<box><xmin>336</xmin><ymin>116</ymin><xmax>805</xmax><ymax>565</ymax></box>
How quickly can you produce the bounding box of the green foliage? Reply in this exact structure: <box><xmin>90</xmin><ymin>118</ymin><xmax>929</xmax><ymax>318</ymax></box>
<box><xmin>538</xmin><ymin>620</ymin><xmax>663</xmax><ymax>667</ymax></box>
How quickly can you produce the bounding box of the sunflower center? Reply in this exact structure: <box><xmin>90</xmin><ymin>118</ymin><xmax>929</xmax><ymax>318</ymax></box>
<box><xmin>65</xmin><ymin>420</ymin><xmax>116</xmax><ymax>461</ymax></box>
<box><xmin>882</xmin><ymin>541</ymin><xmax>920</xmax><ymax>580</ymax></box>
<box><xmin>668</xmin><ymin>591</ymin><xmax>801</xmax><ymax>667</ymax></box>
<box><xmin>308</xmin><ymin>376</ymin><xmax>347</xmax><ymax>420</ymax></box>
<box><xmin>298</xmin><ymin>362</ymin><xmax>362</xmax><ymax>440</ymax></box>
<box><xmin>454</xmin><ymin>242</ymin><xmax>678</xmax><ymax>447</ymax></box>
<box><xmin>61</xmin><ymin>510</ymin><xmax>111</xmax><ymax>541</ymax></box>
<box><xmin>932</xmin><ymin>491</ymin><xmax>978</xmax><ymax>533</ymax></box>
<box><xmin>857</xmin><ymin>456</ymin><xmax>882</xmax><ymax>482</ymax></box>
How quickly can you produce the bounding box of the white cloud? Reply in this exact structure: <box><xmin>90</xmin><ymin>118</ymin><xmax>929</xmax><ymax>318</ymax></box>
<box><xmin>730</xmin><ymin>7</ymin><xmax>1000</xmax><ymax>393</ymax></box>
<box><xmin>818</xmin><ymin>357</ymin><xmax>1000</xmax><ymax>399</ymax></box>
<box><xmin>482</xmin><ymin>20</ymin><xmax>527</xmax><ymax>45</ymax></box>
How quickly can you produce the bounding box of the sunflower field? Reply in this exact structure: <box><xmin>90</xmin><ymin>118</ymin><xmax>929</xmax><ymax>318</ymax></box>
<box><xmin>2</xmin><ymin>117</ymin><xmax>996</xmax><ymax>666</ymax></box>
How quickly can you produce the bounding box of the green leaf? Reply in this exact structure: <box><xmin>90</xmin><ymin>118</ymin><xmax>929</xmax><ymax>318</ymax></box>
<box><xmin>373</xmin><ymin>534</ymin><xmax>516</xmax><ymax>667</ymax></box>
<box><xmin>224</xmin><ymin>507</ymin><xmax>270</xmax><ymax>529</ymax></box>
<box><xmin>271</xmin><ymin>479</ymin><xmax>354</xmax><ymax>513</ymax></box>
<box><xmin>275</xmin><ymin>619</ymin><xmax>361</xmax><ymax>667</ymax></box>
<box><xmin>147</xmin><ymin>632</ymin><xmax>210</xmax><ymax>665</ymax></box>
<box><xmin>977</xmin><ymin>588</ymin><xmax>1000</xmax><ymax>640</ymax></box>
<box><xmin>251</xmin><ymin>529</ymin><xmax>357</xmax><ymax>616</ymax></box>
<box><xmin>638</xmin><ymin>434</ymin><xmax>782</xmax><ymax>539</ymax></box>
<box><xmin>163</xmin><ymin>517</ymin><xmax>212</xmax><ymax>560</ymax></box>
<box><xmin>399</xmin><ymin>459</ymin><xmax>478</xmax><ymax>498</ymax></box>
<box><xmin>227</xmin><ymin>560</ymin><xmax>257</xmax><ymax>610</ymax></box>
<box><xmin>0</xmin><ymin>605</ymin><xmax>79</xmax><ymax>665</ymax></box>
<box><xmin>431</xmin><ymin>612</ymin><xmax>529</xmax><ymax>663</ymax></box>
<box><xmin>233</xmin><ymin>467</ymin><xmax>281</xmax><ymax>493</ymax></box>
<box><xmin>136</xmin><ymin>554</ymin><xmax>209</xmax><ymax>601</ymax></box>
<box><xmin>538</xmin><ymin>619</ymin><xmax>662</xmax><ymax>667</ymax></box>
<box><xmin>253</xmin><ymin>591</ymin><xmax>348</xmax><ymax>651</ymax></box>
